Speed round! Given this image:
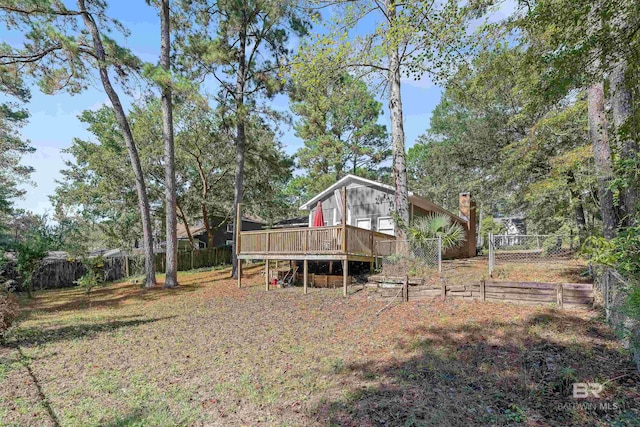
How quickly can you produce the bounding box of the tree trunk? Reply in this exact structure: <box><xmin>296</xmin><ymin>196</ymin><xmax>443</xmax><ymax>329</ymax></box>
<box><xmin>78</xmin><ymin>0</ymin><xmax>156</xmax><ymax>287</ymax></box>
<box><xmin>202</xmin><ymin>203</ymin><xmax>214</xmax><ymax>248</ymax></box>
<box><xmin>231</xmin><ymin>30</ymin><xmax>247</xmax><ymax>279</ymax></box>
<box><xmin>588</xmin><ymin>81</ymin><xmax>618</xmax><ymax>239</ymax></box>
<box><xmin>386</xmin><ymin>0</ymin><xmax>410</xmax><ymax>242</ymax></box>
<box><xmin>177</xmin><ymin>201</ymin><xmax>194</xmax><ymax>250</ymax></box>
<box><xmin>160</xmin><ymin>0</ymin><xmax>178</xmax><ymax>288</ymax></box>
<box><xmin>567</xmin><ymin>171</ymin><xmax>587</xmax><ymax>242</ymax></box>
<box><xmin>195</xmin><ymin>157</ymin><xmax>214</xmax><ymax>248</ymax></box>
<box><xmin>610</xmin><ymin>58</ymin><xmax>638</xmax><ymax>226</ymax></box>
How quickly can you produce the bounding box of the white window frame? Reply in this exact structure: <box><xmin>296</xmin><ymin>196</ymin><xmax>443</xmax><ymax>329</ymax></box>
<box><xmin>226</xmin><ymin>223</ymin><xmax>234</xmax><ymax>233</ymax></box>
<box><xmin>333</xmin><ymin>207</ymin><xmax>351</xmax><ymax>226</ymax></box>
<box><xmin>377</xmin><ymin>216</ymin><xmax>395</xmax><ymax>235</ymax></box>
<box><xmin>355</xmin><ymin>218</ymin><xmax>372</xmax><ymax>230</ymax></box>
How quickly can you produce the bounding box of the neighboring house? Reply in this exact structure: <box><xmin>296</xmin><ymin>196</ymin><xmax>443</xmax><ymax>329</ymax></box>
<box><xmin>492</xmin><ymin>216</ymin><xmax>527</xmax><ymax>246</ymax></box>
<box><xmin>177</xmin><ymin>216</ymin><xmax>264</xmax><ymax>250</ymax></box>
<box><xmin>495</xmin><ymin>216</ymin><xmax>526</xmax><ymax>235</ymax></box>
<box><xmin>298</xmin><ymin>174</ymin><xmax>477</xmax><ymax>258</ymax></box>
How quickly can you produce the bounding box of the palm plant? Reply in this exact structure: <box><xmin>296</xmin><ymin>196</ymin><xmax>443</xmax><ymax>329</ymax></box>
<box><xmin>408</xmin><ymin>213</ymin><xmax>465</xmax><ymax>251</ymax></box>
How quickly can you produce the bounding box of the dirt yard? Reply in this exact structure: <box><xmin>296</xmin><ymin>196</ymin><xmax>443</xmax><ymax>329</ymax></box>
<box><xmin>1</xmin><ymin>264</ymin><xmax>638</xmax><ymax>426</ymax></box>
<box><xmin>441</xmin><ymin>255</ymin><xmax>592</xmax><ymax>285</ymax></box>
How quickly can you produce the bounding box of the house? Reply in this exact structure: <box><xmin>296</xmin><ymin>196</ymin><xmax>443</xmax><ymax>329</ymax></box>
<box><xmin>493</xmin><ymin>216</ymin><xmax>526</xmax><ymax>246</ymax></box>
<box><xmin>298</xmin><ymin>174</ymin><xmax>476</xmax><ymax>258</ymax></box>
<box><xmin>237</xmin><ymin>174</ymin><xmax>477</xmax><ymax>293</ymax></box>
<box><xmin>177</xmin><ymin>215</ymin><xmax>264</xmax><ymax>250</ymax></box>
<box><xmin>495</xmin><ymin>216</ymin><xmax>526</xmax><ymax>235</ymax></box>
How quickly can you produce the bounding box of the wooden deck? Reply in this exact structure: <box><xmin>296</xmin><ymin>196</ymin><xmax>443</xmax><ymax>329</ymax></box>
<box><xmin>237</xmin><ymin>225</ymin><xmax>395</xmax><ymax>261</ymax></box>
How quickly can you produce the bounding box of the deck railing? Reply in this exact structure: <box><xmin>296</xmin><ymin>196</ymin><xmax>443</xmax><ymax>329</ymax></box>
<box><xmin>239</xmin><ymin>225</ymin><xmax>393</xmax><ymax>257</ymax></box>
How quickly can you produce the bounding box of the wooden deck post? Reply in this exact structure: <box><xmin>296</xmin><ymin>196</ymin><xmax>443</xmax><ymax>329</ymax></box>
<box><xmin>303</xmin><ymin>259</ymin><xmax>309</xmax><ymax>294</ymax></box>
<box><xmin>480</xmin><ymin>279</ymin><xmax>486</xmax><ymax>302</ymax></box>
<box><xmin>237</xmin><ymin>259</ymin><xmax>242</xmax><ymax>288</ymax></box>
<box><xmin>124</xmin><ymin>255</ymin><xmax>129</xmax><ymax>277</ymax></box>
<box><xmin>265</xmin><ymin>260</ymin><xmax>270</xmax><ymax>291</ymax></box>
<box><xmin>343</xmin><ymin>259</ymin><xmax>348</xmax><ymax>297</ymax></box>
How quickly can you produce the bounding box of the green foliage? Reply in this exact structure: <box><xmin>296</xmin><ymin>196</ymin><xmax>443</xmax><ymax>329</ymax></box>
<box><xmin>0</xmin><ymin>2</ymin><xmax>141</xmax><ymax>97</ymax></box>
<box><xmin>626</xmin><ymin>285</ymin><xmax>640</xmax><ymax>320</ymax></box>
<box><xmin>407</xmin><ymin>46</ymin><xmax>536</xmax><ymax>214</ymax></box>
<box><xmin>15</xmin><ymin>239</ymin><xmax>50</xmax><ymax>297</ymax></box>
<box><xmin>583</xmin><ymin>227</ymin><xmax>640</xmax><ymax>277</ymax></box>
<box><xmin>54</xmin><ymin>98</ymin><xmax>294</xmax><ymax>248</ymax></box>
<box><xmin>479</xmin><ymin>216</ymin><xmax>505</xmax><ymax>247</ymax></box>
<box><xmin>408</xmin><ymin>44</ymin><xmax>597</xmax><ymax>236</ymax></box>
<box><xmin>408</xmin><ymin>213</ymin><xmax>465</xmax><ymax>251</ymax></box>
<box><xmin>289</xmin><ymin>72</ymin><xmax>390</xmax><ymax>199</ymax></box>
<box><xmin>583</xmin><ymin>227</ymin><xmax>640</xmax><ymax>320</ymax></box>
<box><xmin>9</xmin><ymin>213</ymin><xmax>63</xmax><ymax>296</ymax></box>
<box><xmin>75</xmin><ymin>256</ymin><xmax>107</xmax><ymax>304</ymax></box>
<box><xmin>541</xmin><ymin>236</ymin><xmax>561</xmax><ymax>256</ymax></box>
<box><xmin>0</xmin><ymin>101</ymin><xmax>34</xmax><ymax>247</ymax></box>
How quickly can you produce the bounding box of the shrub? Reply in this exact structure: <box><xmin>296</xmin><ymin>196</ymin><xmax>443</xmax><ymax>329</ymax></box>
<box><xmin>0</xmin><ymin>293</ymin><xmax>19</xmax><ymax>336</ymax></box>
<box><xmin>408</xmin><ymin>213</ymin><xmax>465</xmax><ymax>251</ymax></box>
<box><xmin>75</xmin><ymin>256</ymin><xmax>107</xmax><ymax>306</ymax></box>
<box><xmin>542</xmin><ymin>236</ymin><xmax>562</xmax><ymax>256</ymax></box>
<box><xmin>583</xmin><ymin>226</ymin><xmax>640</xmax><ymax>320</ymax></box>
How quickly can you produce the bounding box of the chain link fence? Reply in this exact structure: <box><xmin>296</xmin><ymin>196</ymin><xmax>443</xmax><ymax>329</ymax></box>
<box><xmin>488</xmin><ymin>234</ymin><xmax>580</xmax><ymax>276</ymax></box>
<box><xmin>374</xmin><ymin>238</ymin><xmax>442</xmax><ymax>277</ymax></box>
<box><xmin>593</xmin><ymin>267</ymin><xmax>640</xmax><ymax>370</ymax></box>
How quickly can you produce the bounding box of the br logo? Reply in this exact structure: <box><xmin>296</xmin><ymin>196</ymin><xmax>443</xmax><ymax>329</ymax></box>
<box><xmin>572</xmin><ymin>383</ymin><xmax>603</xmax><ymax>399</ymax></box>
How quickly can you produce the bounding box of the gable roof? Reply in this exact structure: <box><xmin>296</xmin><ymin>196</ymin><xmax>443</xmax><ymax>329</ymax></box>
<box><xmin>299</xmin><ymin>174</ymin><xmax>467</xmax><ymax>223</ymax></box>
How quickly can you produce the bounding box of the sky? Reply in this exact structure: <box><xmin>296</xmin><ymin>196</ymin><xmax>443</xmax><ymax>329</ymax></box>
<box><xmin>8</xmin><ymin>1</ymin><xmax>516</xmax><ymax>216</ymax></box>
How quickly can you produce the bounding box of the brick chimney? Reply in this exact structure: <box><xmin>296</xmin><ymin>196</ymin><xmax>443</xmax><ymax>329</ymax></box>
<box><xmin>459</xmin><ymin>193</ymin><xmax>477</xmax><ymax>257</ymax></box>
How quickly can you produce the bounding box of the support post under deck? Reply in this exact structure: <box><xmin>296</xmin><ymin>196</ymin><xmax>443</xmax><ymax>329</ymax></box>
<box><xmin>343</xmin><ymin>259</ymin><xmax>348</xmax><ymax>297</ymax></box>
<box><xmin>303</xmin><ymin>259</ymin><xmax>309</xmax><ymax>295</ymax></box>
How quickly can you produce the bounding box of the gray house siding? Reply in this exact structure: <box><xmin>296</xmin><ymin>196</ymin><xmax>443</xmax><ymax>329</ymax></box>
<box><xmin>308</xmin><ymin>183</ymin><xmax>397</xmax><ymax>234</ymax></box>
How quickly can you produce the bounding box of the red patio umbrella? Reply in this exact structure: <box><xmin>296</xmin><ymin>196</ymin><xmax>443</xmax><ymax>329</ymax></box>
<box><xmin>313</xmin><ymin>201</ymin><xmax>325</xmax><ymax>227</ymax></box>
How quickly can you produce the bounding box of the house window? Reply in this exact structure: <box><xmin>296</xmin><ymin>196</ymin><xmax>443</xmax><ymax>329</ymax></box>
<box><xmin>377</xmin><ymin>217</ymin><xmax>395</xmax><ymax>235</ymax></box>
<box><xmin>333</xmin><ymin>207</ymin><xmax>351</xmax><ymax>226</ymax></box>
<box><xmin>356</xmin><ymin>218</ymin><xmax>372</xmax><ymax>230</ymax></box>
<box><xmin>226</xmin><ymin>223</ymin><xmax>234</xmax><ymax>233</ymax></box>
<box><xmin>225</xmin><ymin>239</ymin><xmax>234</xmax><ymax>246</ymax></box>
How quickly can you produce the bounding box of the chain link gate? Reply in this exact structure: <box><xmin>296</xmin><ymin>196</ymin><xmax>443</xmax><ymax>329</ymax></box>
<box><xmin>374</xmin><ymin>237</ymin><xmax>442</xmax><ymax>277</ymax></box>
<box><xmin>488</xmin><ymin>233</ymin><xmax>580</xmax><ymax>276</ymax></box>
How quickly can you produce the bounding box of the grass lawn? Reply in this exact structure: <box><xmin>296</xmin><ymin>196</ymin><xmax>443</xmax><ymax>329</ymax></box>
<box><xmin>1</xmin><ymin>264</ymin><xmax>638</xmax><ymax>426</ymax></box>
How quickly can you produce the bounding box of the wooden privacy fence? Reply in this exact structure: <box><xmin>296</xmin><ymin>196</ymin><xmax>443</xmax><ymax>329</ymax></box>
<box><xmin>367</xmin><ymin>277</ymin><xmax>594</xmax><ymax>309</ymax></box>
<box><xmin>26</xmin><ymin>246</ymin><xmax>232</xmax><ymax>291</ymax></box>
<box><xmin>152</xmin><ymin>246</ymin><xmax>231</xmax><ymax>274</ymax></box>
